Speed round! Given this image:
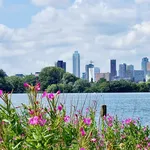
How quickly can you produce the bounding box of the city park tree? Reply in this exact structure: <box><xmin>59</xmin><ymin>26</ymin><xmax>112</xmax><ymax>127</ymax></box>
<box><xmin>39</xmin><ymin>67</ymin><xmax>65</xmax><ymax>91</ymax></box>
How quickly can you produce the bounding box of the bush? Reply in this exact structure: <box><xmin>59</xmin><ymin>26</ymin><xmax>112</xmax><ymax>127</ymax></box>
<box><xmin>0</xmin><ymin>83</ymin><xmax>150</xmax><ymax>150</ymax></box>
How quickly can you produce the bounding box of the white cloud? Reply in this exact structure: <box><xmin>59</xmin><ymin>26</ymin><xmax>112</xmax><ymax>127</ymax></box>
<box><xmin>135</xmin><ymin>0</ymin><xmax>150</xmax><ymax>4</ymax></box>
<box><xmin>0</xmin><ymin>0</ymin><xmax>150</xmax><ymax>75</ymax></box>
<box><xmin>31</xmin><ymin>0</ymin><xmax>71</xmax><ymax>7</ymax></box>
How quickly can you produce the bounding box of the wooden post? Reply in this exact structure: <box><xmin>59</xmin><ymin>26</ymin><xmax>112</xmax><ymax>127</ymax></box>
<box><xmin>100</xmin><ymin>105</ymin><xmax>107</xmax><ymax>118</ymax></box>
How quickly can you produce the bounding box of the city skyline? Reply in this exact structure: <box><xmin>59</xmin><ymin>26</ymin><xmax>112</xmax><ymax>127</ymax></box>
<box><xmin>0</xmin><ymin>0</ymin><xmax>150</xmax><ymax>75</ymax></box>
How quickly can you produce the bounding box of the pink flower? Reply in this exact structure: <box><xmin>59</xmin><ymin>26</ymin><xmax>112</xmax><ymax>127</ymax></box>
<box><xmin>64</xmin><ymin>116</ymin><xmax>70</xmax><ymax>122</ymax></box>
<box><xmin>58</xmin><ymin>105</ymin><xmax>63</xmax><ymax>111</ymax></box>
<box><xmin>80</xmin><ymin>127</ymin><xmax>86</xmax><ymax>136</ymax></box>
<box><xmin>24</xmin><ymin>83</ymin><xmax>30</xmax><ymax>88</ymax></box>
<box><xmin>145</xmin><ymin>137</ymin><xmax>149</xmax><ymax>141</ymax></box>
<box><xmin>42</xmin><ymin>91</ymin><xmax>48</xmax><ymax>98</ymax></box>
<box><xmin>0</xmin><ymin>90</ymin><xmax>3</xmax><ymax>96</ymax></box>
<box><xmin>148</xmin><ymin>143</ymin><xmax>150</xmax><ymax>147</ymax></box>
<box><xmin>29</xmin><ymin>110</ymin><xmax>34</xmax><ymax>115</ymax></box>
<box><xmin>29</xmin><ymin>116</ymin><xmax>39</xmax><ymax>125</ymax></box>
<box><xmin>124</xmin><ymin>118</ymin><xmax>132</xmax><ymax>125</ymax></box>
<box><xmin>56</xmin><ymin>90</ymin><xmax>60</xmax><ymax>94</ymax></box>
<box><xmin>108</xmin><ymin>123</ymin><xmax>113</xmax><ymax>127</ymax></box>
<box><xmin>38</xmin><ymin>118</ymin><xmax>47</xmax><ymax>126</ymax></box>
<box><xmin>80</xmin><ymin>148</ymin><xmax>85</xmax><ymax>150</ymax></box>
<box><xmin>83</xmin><ymin>118</ymin><xmax>92</xmax><ymax>125</ymax></box>
<box><xmin>86</xmin><ymin>108</ymin><xmax>89</xmax><ymax>113</ymax></box>
<box><xmin>35</xmin><ymin>83</ymin><xmax>40</xmax><ymax>91</ymax></box>
<box><xmin>29</xmin><ymin>116</ymin><xmax>46</xmax><ymax>126</ymax></box>
<box><xmin>136</xmin><ymin>144</ymin><xmax>141</xmax><ymax>149</ymax></box>
<box><xmin>48</xmin><ymin>93</ymin><xmax>55</xmax><ymax>100</ymax></box>
<box><xmin>91</xmin><ymin>138</ymin><xmax>97</xmax><ymax>142</ymax></box>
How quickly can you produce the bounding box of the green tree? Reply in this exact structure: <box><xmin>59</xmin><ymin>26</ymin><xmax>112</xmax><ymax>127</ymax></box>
<box><xmin>23</xmin><ymin>75</ymin><xmax>37</xmax><ymax>86</ymax></box>
<box><xmin>138</xmin><ymin>83</ymin><xmax>149</xmax><ymax>92</ymax></box>
<box><xmin>7</xmin><ymin>76</ymin><xmax>25</xmax><ymax>93</ymax></box>
<box><xmin>62</xmin><ymin>72</ymin><xmax>78</xmax><ymax>84</ymax></box>
<box><xmin>72</xmin><ymin>79</ymin><xmax>91</xmax><ymax>93</ymax></box>
<box><xmin>39</xmin><ymin>67</ymin><xmax>65</xmax><ymax>91</ymax></box>
<box><xmin>97</xmin><ymin>78</ymin><xmax>107</xmax><ymax>85</ymax></box>
<box><xmin>0</xmin><ymin>69</ymin><xmax>7</xmax><ymax>78</ymax></box>
<box><xmin>98</xmin><ymin>82</ymin><xmax>110</xmax><ymax>92</ymax></box>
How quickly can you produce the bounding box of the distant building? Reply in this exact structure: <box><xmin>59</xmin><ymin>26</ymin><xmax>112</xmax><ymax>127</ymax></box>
<box><xmin>147</xmin><ymin>62</ymin><xmax>150</xmax><ymax>72</ymax></box>
<box><xmin>110</xmin><ymin>59</ymin><xmax>117</xmax><ymax>80</ymax></box>
<box><xmin>126</xmin><ymin>65</ymin><xmax>134</xmax><ymax>80</ymax></box>
<box><xmin>35</xmin><ymin>72</ymin><xmax>40</xmax><ymax>77</ymax></box>
<box><xmin>94</xmin><ymin>67</ymin><xmax>100</xmax><ymax>79</ymax></box>
<box><xmin>73</xmin><ymin>51</ymin><xmax>80</xmax><ymax>78</ymax></box>
<box><xmin>119</xmin><ymin>63</ymin><xmax>127</xmax><ymax>78</ymax></box>
<box><xmin>82</xmin><ymin>72</ymin><xmax>86</xmax><ymax>80</ymax></box>
<box><xmin>56</xmin><ymin>60</ymin><xmax>66</xmax><ymax>72</ymax></box>
<box><xmin>141</xmin><ymin>57</ymin><xmax>149</xmax><ymax>77</ymax></box>
<box><xmin>134</xmin><ymin>70</ymin><xmax>145</xmax><ymax>83</ymax></box>
<box><xmin>85</xmin><ymin>62</ymin><xmax>94</xmax><ymax>82</ymax></box>
<box><xmin>15</xmin><ymin>74</ymin><xmax>24</xmax><ymax>78</ymax></box>
<box><xmin>95</xmin><ymin>73</ymin><xmax>110</xmax><ymax>82</ymax></box>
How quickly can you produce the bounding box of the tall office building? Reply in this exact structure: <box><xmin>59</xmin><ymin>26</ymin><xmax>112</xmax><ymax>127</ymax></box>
<box><xmin>73</xmin><ymin>51</ymin><xmax>80</xmax><ymax>78</ymax></box>
<box><xmin>141</xmin><ymin>57</ymin><xmax>149</xmax><ymax>77</ymax></box>
<box><xmin>126</xmin><ymin>65</ymin><xmax>134</xmax><ymax>80</ymax></box>
<box><xmin>134</xmin><ymin>70</ymin><xmax>144</xmax><ymax>82</ymax></box>
<box><xmin>119</xmin><ymin>63</ymin><xmax>126</xmax><ymax>78</ymax></box>
<box><xmin>56</xmin><ymin>60</ymin><xmax>66</xmax><ymax>72</ymax></box>
<box><xmin>85</xmin><ymin>61</ymin><xmax>94</xmax><ymax>82</ymax></box>
<box><xmin>110</xmin><ymin>59</ymin><xmax>117</xmax><ymax>80</ymax></box>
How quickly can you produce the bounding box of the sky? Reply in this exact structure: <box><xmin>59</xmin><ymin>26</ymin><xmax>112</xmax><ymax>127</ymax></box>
<box><xmin>0</xmin><ymin>0</ymin><xmax>150</xmax><ymax>75</ymax></box>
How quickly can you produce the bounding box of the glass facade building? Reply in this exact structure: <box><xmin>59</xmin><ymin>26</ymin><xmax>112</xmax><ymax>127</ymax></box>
<box><xmin>73</xmin><ymin>51</ymin><xmax>80</xmax><ymax>78</ymax></box>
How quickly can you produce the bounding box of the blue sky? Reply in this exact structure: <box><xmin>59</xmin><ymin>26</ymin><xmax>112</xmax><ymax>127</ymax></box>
<box><xmin>0</xmin><ymin>0</ymin><xmax>150</xmax><ymax>75</ymax></box>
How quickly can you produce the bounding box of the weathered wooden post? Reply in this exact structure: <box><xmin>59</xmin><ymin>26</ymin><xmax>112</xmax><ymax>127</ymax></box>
<box><xmin>100</xmin><ymin>105</ymin><xmax>107</xmax><ymax>118</ymax></box>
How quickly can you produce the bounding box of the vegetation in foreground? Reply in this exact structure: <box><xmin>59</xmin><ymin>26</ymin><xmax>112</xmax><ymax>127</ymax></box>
<box><xmin>0</xmin><ymin>83</ymin><xmax>150</xmax><ymax>150</ymax></box>
<box><xmin>0</xmin><ymin>67</ymin><xmax>150</xmax><ymax>93</ymax></box>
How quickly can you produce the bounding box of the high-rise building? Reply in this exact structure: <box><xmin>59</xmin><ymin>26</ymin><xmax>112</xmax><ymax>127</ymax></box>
<box><xmin>82</xmin><ymin>72</ymin><xmax>86</xmax><ymax>80</ymax></box>
<box><xmin>73</xmin><ymin>51</ymin><xmax>80</xmax><ymax>78</ymax></box>
<box><xmin>110</xmin><ymin>59</ymin><xmax>117</xmax><ymax>80</ymax></box>
<box><xmin>85</xmin><ymin>62</ymin><xmax>94</xmax><ymax>82</ymax></box>
<box><xmin>119</xmin><ymin>63</ymin><xmax>126</xmax><ymax>78</ymax></box>
<box><xmin>126</xmin><ymin>65</ymin><xmax>134</xmax><ymax>80</ymax></box>
<box><xmin>141</xmin><ymin>57</ymin><xmax>149</xmax><ymax>77</ymax></box>
<box><xmin>94</xmin><ymin>67</ymin><xmax>100</xmax><ymax>79</ymax></box>
<box><xmin>56</xmin><ymin>60</ymin><xmax>66</xmax><ymax>72</ymax></box>
<box><xmin>134</xmin><ymin>70</ymin><xmax>144</xmax><ymax>83</ymax></box>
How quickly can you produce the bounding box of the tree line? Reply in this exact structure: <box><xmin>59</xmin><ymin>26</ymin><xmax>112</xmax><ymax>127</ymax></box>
<box><xmin>0</xmin><ymin>67</ymin><xmax>150</xmax><ymax>93</ymax></box>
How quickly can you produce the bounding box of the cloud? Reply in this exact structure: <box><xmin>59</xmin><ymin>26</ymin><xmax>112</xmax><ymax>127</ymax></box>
<box><xmin>135</xmin><ymin>0</ymin><xmax>150</xmax><ymax>4</ymax></box>
<box><xmin>31</xmin><ymin>0</ymin><xmax>71</xmax><ymax>7</ymax></box>
<box><xmin>0</xmin><ymin>0</ymin><xmax>150</xmax><ymax>75</ymax></box>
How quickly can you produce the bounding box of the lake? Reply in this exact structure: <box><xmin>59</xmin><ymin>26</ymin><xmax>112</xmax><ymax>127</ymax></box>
<box><xmin>8</xmin><ymin>93</ymin><xmax>150</xmax><ymax>126</ymax></box>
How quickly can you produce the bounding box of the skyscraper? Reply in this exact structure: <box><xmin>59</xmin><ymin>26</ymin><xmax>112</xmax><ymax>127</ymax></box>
<box><xmin>73</xmin><ymin>51</ymin><xmax>80</xmax><ymax>78</ymax></box>
<box><xmin>119</xmin><ymin>63</ymin><xmax>126</xmax><ymax>78</ymax></box>
<box><xmin>126</xmin><ymin>65</ymin><xmax>134</xmax><ymax>80</ymax></box>
<box><xmin>94</xmin><ymin>67</ymin><xmax>100</xmax><ymax>79</ymax></box>
<box><xmin>85</xmin><ymin>62</ymin><xmax>94</xmax><ymax>82</ymax></box>
<box><xmin>56</xmin><ymin>60</ymin><xmax>66</xmax><ymax>72</ymax></box>
<box><xmin>110</xmin><ymin>59</ymin><xmax>117</xmax><ymax>80</ymax></box>
<box><xmin>141</xmin><ymin>57</ymin><xmax>149</xmax><ymax>77</ymax></box>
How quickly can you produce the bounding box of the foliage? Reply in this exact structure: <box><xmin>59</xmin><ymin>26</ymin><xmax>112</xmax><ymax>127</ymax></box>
<box><xmin>39</xmin><ymin>67</ymin><xmax>65</xmax><ymax>91</ymax></box>
<box><xmin>72</xmin><ymin>79</ymin><xmax>91</xmax><ymax>93</ymax></box>
<box><xmin>62</xmin><ymin>72</ymin><xmax>79</xmax><ymax>84</ymax></box>
<box><xmin>0</xmin><ymin>84</ymin><xmax>150</xmax><ymax>150</ymax></box>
